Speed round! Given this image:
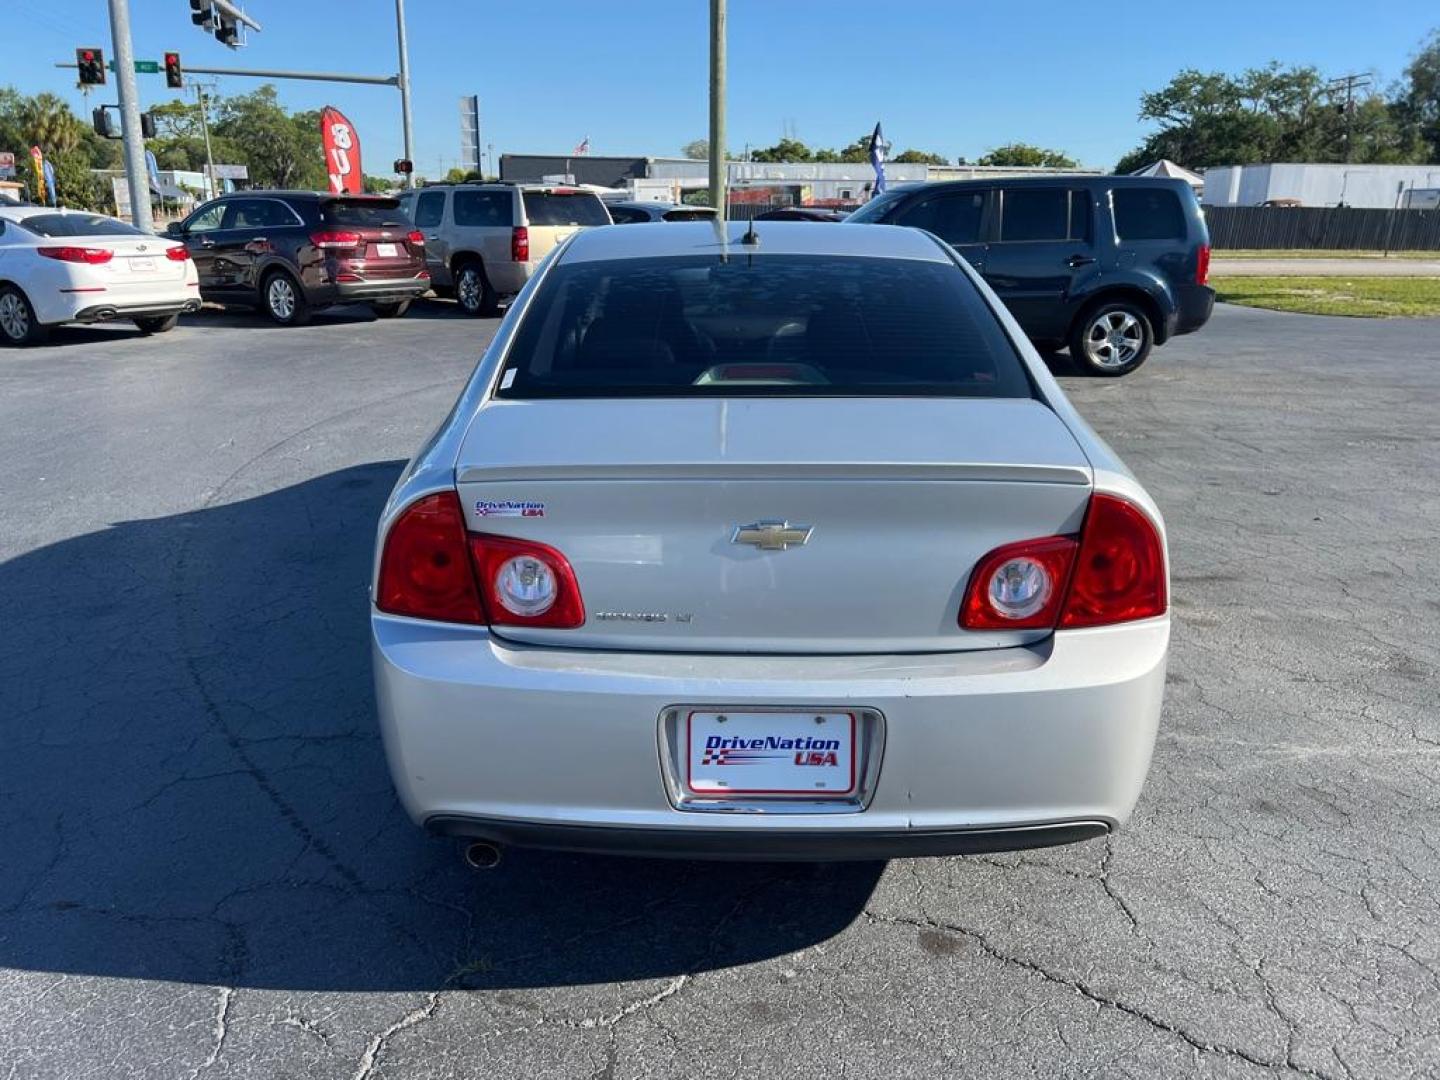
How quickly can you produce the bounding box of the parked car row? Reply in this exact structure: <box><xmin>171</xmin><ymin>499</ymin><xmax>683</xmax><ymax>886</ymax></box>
<box><xmin>2</xmin><ymin>177</ymin><xmax>1213</xmax><ymax>378</ymax></box>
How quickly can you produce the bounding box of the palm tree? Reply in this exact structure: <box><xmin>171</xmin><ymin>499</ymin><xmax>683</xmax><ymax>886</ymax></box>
<box><xmin>23</xmin><ymin>93</ymin><xmax>84</xmax><ymax>157</ymax></box>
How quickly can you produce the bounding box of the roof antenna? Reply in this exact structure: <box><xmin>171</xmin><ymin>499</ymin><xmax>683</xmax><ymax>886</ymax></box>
<box><xmin>740</xmin><ymin>215</ymin><xmax>760</xmax><ymax>246</ymax></box>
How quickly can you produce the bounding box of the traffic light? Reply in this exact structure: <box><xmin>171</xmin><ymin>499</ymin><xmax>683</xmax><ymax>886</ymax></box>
<box><xmin>214</xmin><ymin>14</ymin><xmax>240</xmax><ymax>46</ymax></box>
<box><xmin>190</xmin><ymin>0</ymin><xmax>214</xmax><ymax>28</ymax></box>
<box><xmin>141</xmin><ymin>112</ymin><xmax>157</xmax><ymax>139</ymax></box>
<box><xmin>76</xmin><ymin>47</ymin><xmax>106</xmax><ymax>86</ymax></box>
<box><xmin>164</xmin><ymin>52</ymin><xmax>183</xmax><ymax>89</ymax></box>
<box><xmin>92</xmin><ymin>107</ymin><xmax>121</xmax><ymax>139</ymax></box>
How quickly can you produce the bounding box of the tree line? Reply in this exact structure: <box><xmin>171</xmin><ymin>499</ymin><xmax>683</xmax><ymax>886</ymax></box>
<box><xmin>1</xmin><ymin>84</ymin><xmax>389</xmax><ymax>211</ymax></box>
<box><xmin>1114</xmin><ymin>29</ymin><xmax>1440</xmax><ymax>171</ymax></box>
<box><xmin>681</xmin><ymin>135</ymin><xmax>1077</xmax><ymax>169</ymax></box>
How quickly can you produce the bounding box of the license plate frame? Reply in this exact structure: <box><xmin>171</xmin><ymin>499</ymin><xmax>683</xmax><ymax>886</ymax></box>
<box><xmin>128</xmin><ymin>257</ymin><xmax>156</xmax><ymax>273</ymax></box>
<box><xmin>686</xmin><ymin>710</ymin><xmax>857</xmax><ymax>797</ymax></box>
<box><xmin>375</xmin><ymin>242</ymin><xmax>399</xmax><ymax>258</ymax></box>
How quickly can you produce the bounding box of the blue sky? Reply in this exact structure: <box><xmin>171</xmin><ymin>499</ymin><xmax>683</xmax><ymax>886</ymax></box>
<box><xmin>9</xmin><ymin>0</ymin><xmax>1438</xmax><ymax>176</ymax></box>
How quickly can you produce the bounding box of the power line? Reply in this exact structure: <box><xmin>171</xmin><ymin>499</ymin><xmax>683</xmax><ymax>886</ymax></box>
<box><xmin>1325</xmin><ymin>73</ymin><xmax>1372</xmax><ymax>164</ymax></box>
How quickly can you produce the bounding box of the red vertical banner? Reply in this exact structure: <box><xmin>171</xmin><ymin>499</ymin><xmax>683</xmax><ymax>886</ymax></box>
<box><xmin>320</xmin><ymin>107</ymin><xmax>362</xmax><ymax>194</ymax></box>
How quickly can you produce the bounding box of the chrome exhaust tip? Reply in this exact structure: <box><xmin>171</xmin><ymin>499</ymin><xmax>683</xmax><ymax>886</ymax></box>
<box><xmin>461</xmin><ymin>840</ymin><xmax>502</xmax><ymax>871</ymax></box>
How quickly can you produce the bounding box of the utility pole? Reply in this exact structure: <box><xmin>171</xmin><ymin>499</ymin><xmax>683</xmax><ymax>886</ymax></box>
<box><xmin>194</xmin><ymin>83</ymin><xmax>216</xmax><ymax>200</ymax></box>
<box><xmin>1326</xmin><ymin>73</ymin><xmax>1372</xmax><ymax>164</ymax></box>
<box><xmin>395</xmin><ymin>0</ymin><xmax>416</xmax><ymax>188</ymax></box>
<box><xmin>709</xmin><ymin>0</ymin><xmax>726</xmax><ymax>222</ymax></box>
<box><xmin>107</xmin><ymin>0</ymin><xmax>152</xmax><ymax>232</ymax></box>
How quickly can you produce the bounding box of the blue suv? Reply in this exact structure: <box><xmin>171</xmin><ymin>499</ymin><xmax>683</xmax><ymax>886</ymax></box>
<box><xmin>847</xmin><ymin>176</ymin><xmax>1214</xmax><ymax>375</ymax></box>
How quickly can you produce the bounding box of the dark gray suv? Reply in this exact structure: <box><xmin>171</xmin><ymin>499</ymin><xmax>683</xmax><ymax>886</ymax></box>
<box><xmin>847</xmin><ymin>176</ymin><xmax>1214</xmax><ymax>375</ymax></box>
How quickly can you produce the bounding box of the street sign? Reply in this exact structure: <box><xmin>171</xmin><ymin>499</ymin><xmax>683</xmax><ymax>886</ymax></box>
<box><xmin>206</xmin><ymin>163</ymin><xmax>248</xmax><ymax>180</ymax></box>
<box><xmin>0</xmin><ymin>152</ymin><xmax>15</xmax><ymax>178</ymax></box>
<box><xmin>106</xmin><ymin>60</ymin><xmax>161</xmax><ymax>74</ymax></box>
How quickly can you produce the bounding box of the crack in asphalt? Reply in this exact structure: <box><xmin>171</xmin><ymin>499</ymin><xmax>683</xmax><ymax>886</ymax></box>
<box><xmin>863</xmin><ymin>909</ymin><xmax>1344</xmax><ymax>1080</ymax></box>
<box><xmin>343</xmin><ymin>872</ymin><xmax>786</xmax><ymax>1076</ymax></box>
<box><xmin>350</xmin><ymin>992</ymin><xmax>443</xmax><ymax>1080</ymax></box>
<box><xmin>184</xmin><ymin>985</ymin><xmax>234</xmax><ymax>1080</ymax></box>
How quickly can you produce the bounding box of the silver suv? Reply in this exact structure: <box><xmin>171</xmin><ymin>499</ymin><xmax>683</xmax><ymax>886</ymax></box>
<box><xmin>397</xmin><ymin>183</ymin><xmax>612</xmax><ymax>316</ymax></box>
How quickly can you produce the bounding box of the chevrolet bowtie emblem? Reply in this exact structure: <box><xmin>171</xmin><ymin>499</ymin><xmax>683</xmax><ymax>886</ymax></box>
<box><xmin>731</xmin><ymin>520</ymin><xmax>813</xmax><ymax>551</ymax></box>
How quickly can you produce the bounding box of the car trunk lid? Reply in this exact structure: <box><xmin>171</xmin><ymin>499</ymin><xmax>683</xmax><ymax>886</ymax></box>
<box><xmin>454</xmin><ymin>397</ymin><xmax>1093</xmax><ymax>654</ymax></box>
<box><xmin>96</xmin><ymin>235</ymin><xmax>187</xmax><ymax>286</ymax></box>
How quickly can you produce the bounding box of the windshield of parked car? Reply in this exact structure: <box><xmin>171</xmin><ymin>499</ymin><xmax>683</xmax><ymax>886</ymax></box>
<box><xmin>495</xmin><ymin>254</ymin><xmax>1031</xmax><ymax>399</ymax></box>
<box><xmin>13</xmin><ymin>212</ymin><xmax>143</xmax><ymax>237</ymax></box>
<box><xmin>522</xmin><ymin>191</ymin><xmax>612</xmax><ymax>227</ymax></box>
<box><xmin>843</xmin><ymin>189</ymin><xmax>910</xmax><ymax>223</ymax></box>
<box><xmin>321</xmin><ymin>198</ymin><xmax>407</xmax><ymax>228</ymax></box>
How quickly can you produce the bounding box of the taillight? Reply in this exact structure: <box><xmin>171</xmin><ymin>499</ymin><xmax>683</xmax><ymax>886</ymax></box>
<box><xmin>1196</xmin><ymin>244</ymin><xmax>1211</xmax><ymax>286</ymax></box>
<box><xmin>37</xmin><ymin>246</ymin><xmax>113</xmax><ymax>265</ymax></box>
<box><xmin>961</xmin><ymin>536</ymin><xmax>1077</xmax><ymax>630</ymax></box>
<box><xmin>376</xmin><ymin>493</ymin><xmax>485</xmax><ymax>624</ymax></box>
<box><xmin>375</xmin><ymin>494</ymin><xmax>585</xmax><ymax>628</ymax></box>
<box><xmin>960</xmin><ymin>493</ymin><xmax>1165</xmax><ymax>631</ymax></box>
<box><xmin>165</xmin><ymin>245</ymin><xmax>190</xmax><ymax>261</ymax></box>
<box><xmin>1060</xmin><ymin>494</ymin><xmax>1167</xmax><ymax>628</ymax></box>
<box><xmin>310</xmin><ymin>230</ymin><xmax>362</xmax><ymax>250</ymax></box>
<box><xmin>469</xmin><ymin>533</ymin><xmax>585</xmax><ymax>629</ymax></box>
<box><xmin>406</xmin><ymin>229</ymin><xmax>424</xmax><ymax>246</ymax></box>
<box><xmin>511</xmin><ymin>226</ymin><xmax>529</xmax><ymax>263</ymax></box>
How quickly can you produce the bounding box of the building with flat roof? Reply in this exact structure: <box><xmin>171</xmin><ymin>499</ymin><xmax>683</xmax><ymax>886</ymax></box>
<box><xmin>1202</xmin><ymin>163</ymin><xmax>1440</xmax><ymax>208</ymax></box>
<box><xmin>499</xmin><ymin>153</ymin><xmax>1102</xmax><ymax>206</ymax></box>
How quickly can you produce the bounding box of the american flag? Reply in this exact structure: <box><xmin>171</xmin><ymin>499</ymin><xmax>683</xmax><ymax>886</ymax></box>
<box><xmin>573</xmin><ymin>136</ymin><xmax>591</xmax><ymax>156</ymax></box>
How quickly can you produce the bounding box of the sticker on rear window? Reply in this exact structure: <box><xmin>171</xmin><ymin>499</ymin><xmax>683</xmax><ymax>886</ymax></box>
<box><xmin>476</xmin><ymin>499</ymin><xmax>545</xmax><ymax>518</ymax></box>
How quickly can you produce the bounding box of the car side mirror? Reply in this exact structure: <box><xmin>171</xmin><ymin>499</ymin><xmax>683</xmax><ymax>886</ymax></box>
<box><xmin>166</xmin><ymin>222</ymin><xmax>184</xmax><ymax>238</ymax></box>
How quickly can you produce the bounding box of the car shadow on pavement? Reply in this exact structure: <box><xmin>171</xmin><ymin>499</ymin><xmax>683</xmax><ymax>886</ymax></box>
<box><xmin>1037</xmin><ymin>348</ymin><xmax>1085</xmax><ymax>378</ymax></box>
<box><xmin>9</xmin><ymin>324</ymin><xmax>155</xmax><ymax>348</ymax></box>
<box><xmin>0</xmin><ymin>462</ymin><xmax>883</xmax><ymax>993</ymax></box>
<box><xmin>178</xmin><ymin>297</ymin><xmax>493</xmax><ymax>330</ymax></box>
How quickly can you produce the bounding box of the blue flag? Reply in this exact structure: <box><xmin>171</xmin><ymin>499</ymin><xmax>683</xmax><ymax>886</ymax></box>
<box><xmin>868</xmin><ymin>122</ymin><xmax>887</xmax><ymax>196</ymax></box>
<box><xmin>42</xmin><ymin>159</ymin><xmax>57</xmax><ymax>207</ymax></box>
<box><xmin>145</xmin><ymin>149</ymin><xmax>160</xmax><ymax>190</ymax></box>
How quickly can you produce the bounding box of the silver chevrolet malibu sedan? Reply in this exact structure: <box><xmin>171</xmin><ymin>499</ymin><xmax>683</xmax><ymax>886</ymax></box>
<box><xmin>371</xmin><ymin>220</ymin><xmax>1168</xmax><ymax>863</ymax></box>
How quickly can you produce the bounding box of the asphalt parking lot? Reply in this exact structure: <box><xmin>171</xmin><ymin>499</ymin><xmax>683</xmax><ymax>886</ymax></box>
<box><xmin>2</xmin><ymin>298</ymin><xmax>1438</xmax><ymax>1080</ymax></box>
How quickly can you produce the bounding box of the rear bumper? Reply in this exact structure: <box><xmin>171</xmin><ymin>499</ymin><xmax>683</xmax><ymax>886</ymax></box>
<box><xmin>428</xmin><ymin>816</ymin><xmax>1110</xmax><ymax>861</ymax></box>
<box><xmin>313</xmin><ymin>278</ymin><xmax>430</xmax><ymax>306</ymax></box>
<box><xmin>73</xmin><ymin>298</ymin><xmax>201</xmax><ymax>323</ymax></box>
<box><xmin>373</xmin><ymin>616</ymin><xmax>1167</xmax><ymax>860</ymax></box>
<box><xmin>1172</xmin><ymin>284</ymin><xmax>1215</xmax><ymax>336</ymax></box>
<box><xmin>484</xmin><ymin>260</ymin><xmax>532</xmax><ymax>297</ymax></box>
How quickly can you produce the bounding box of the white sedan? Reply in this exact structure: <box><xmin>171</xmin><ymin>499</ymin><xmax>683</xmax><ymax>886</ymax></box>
<box><xmin>0</xmin><ymin>205</ymin><xmax>201</xmax><ymax>345</ymax></box>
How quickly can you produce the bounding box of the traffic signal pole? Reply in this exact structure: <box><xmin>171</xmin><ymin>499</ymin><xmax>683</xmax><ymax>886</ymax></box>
<box><xmin>395</xmin><ymin>0</ymin><xmax>415</xmax><ymax>189</ymax></box>
<box><xmin>107</xmin><ymin>0</ymin><xmax>153</xmax><ymax>232</ymax></box>
<box><xmin>195</xmin><ymin>84</ymin><xmax>217</xmax><ymax>200</ymax></box>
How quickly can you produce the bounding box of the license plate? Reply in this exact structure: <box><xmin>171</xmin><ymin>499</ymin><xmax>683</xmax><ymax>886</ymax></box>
<box><xmin>376</xmin><ymin>242</ymin><xmax>399</xmax><ymax>258</ymax></box>
<box><xmin>685</xmin><ymin>711</ymin><xmax>857</xmax><ymax>797</ymax></box>
<box><xmin>128</xmin><ymin>257</ymin><xmax>155</xmax><ymax>272</ymax></box>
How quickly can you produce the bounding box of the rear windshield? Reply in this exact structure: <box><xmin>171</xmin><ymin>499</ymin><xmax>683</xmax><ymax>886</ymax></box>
<box><xmin>495</xmin><ymin>254</ymin><xmax>1030</xmax><ymax>399</ymax></box>
<box><xmin>322</xmin><ymin>198</ymin><xmax>407</xmax><ymax>228</ymax></box>
<box><xmin>13</xmin><ymin>213</ymin><xmax>142</xmax><ymax>237</ymax></box>
<box><xmin>662</xmin><ymin>208</ymin><xmax>717</xmax><ymax>221</ymax></box>
<box><xmin>522</xmin><ymin>191</ymin><xmax>612</xmax><ymax>227</ymax></box>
